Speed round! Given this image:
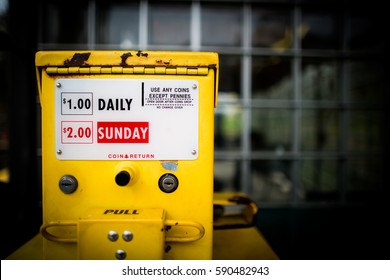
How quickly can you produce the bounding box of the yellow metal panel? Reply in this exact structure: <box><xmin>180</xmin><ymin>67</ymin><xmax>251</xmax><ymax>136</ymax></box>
<box><xmin>123</xmin><ymin>67</ymin><xmax>134</xmax><ymax>74</ymax></box>
<box><xmin>57</xmin><ymin>68</ymin><xmax>68</xmax><ymax>74</ymax></box>
<box><xmin>78</xmin><ymin>208</ymin><xmax>166</xmax><ymax>260</ymax></box>
<box><xmin>68</xmin><ymin>67</ymin><xmax>79</xmax><ymax>73</ymax></box>
<box><xmin>101</xmin><ymin>67</ymin><xmax>112</xmax><ymax>74</ymax></box>
<box><xmin>198</xmin><ymin>67</ymin><xmax>209</xmax><ymax>75</ymax></box>
<box><xmin>46</xmin><ymin>67</ymin><xmax>57</xmax><ymax>74</ymax></box>
<box><xmin>166</xmin><ymin>67</ymin><xmax>177</xmax><ymax>75</ymax></box>
<box><xmin>155</xmin><ymin>66</ymin><xmax>166</xmax><ymax>74</ymax></box>
<box><xmin>7</xmin><ymin>227</ymin><xmax>279</xmax><ymax>260</ymax></box>
<box><xmin>0</xmin><ymin>168</ymin><xmax>9</xmax><ymax>183</ymax></box>
<box><xmin>36</xmin><ymin>50</ymin><xmax>218</xmax><ymax>260</ymax></box>
<box><xmin>36</xmin><ymin>50</ymin><xmax>218</xmax><ymax>68</ymax></box>
<box><xmin>79</xmin><ymin>67</ymin><xmax>90</xmax><ymax>74</ymax></box>
<box><xmin>133</xmin><ymin>66</ymin><xmax>145</xmax><ymax>73</ymax></box>
<box><xmin>213</xmin><ymin>227</ymin><xmax>279</xmax><ymax>260</ymax></box>
<box><xmin>187</xmin><ymin>68</ymin><xmax>198</xmax><ymax>75</ymax></box>
<box><xmin>90</xmin><ymin>66</ymin><xmax>101</xmax><ymax>74</ymax></box>
<box><xmin>144</xmin><ymin>67</ymin><xmax>155</xmax><ymax>74</ymax></box>
<box><xmin>112</xmin><ymin>66</ymin><xmax>123</xmax><ymax>74</ymax></box>
<box><xmin>177</xmin><ymin>67</ymin><xmax>187</xmax><ymax>75</ymax></box>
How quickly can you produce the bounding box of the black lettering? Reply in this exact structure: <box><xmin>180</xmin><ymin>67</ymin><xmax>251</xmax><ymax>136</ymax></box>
<box><xmin>107</xmin><ymin>99</ymin><xmax>114</xmax><ymax>110</ymax></box>
<box><xmin>170</xmin><ymin>93</ymin><xmax>191</xmax><ymax>98</ymax></box>
<box><xmin>174</xmin><ymin>88</ymin><xmax>190</xmax><ymax>93</ymax></box>
<box><xmin>104</xmin><ymin>209</ymin><xmax>139</xmax><ymax>215</ymax></box>
<box><xmin>125</xmin><ymin>99</ymin><xmax>132</xmax><ymax>110</ymax></box>
<box><xmin>98</xmin><ymin>98</ymin><xmax>133</xmax><ymax>111</ymax></box>
<box><xmin>98</xmin><ymin>99</ymin><xmax>105</xmax><ymax>110</ymax></box>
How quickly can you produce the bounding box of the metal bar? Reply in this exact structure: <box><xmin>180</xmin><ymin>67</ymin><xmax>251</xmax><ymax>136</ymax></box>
<box><xmin>339</xmin><ymin>13</ymin><xmax>350</xmax><ymax>204</ymax></box>
<box><xmin>291</xmin><ymin>5</ymin><xmax>302</xmax><ymax>205</ymax></box>
<box><xmin>191</xmin><ymin>1</ymin><xmax>201</xmax><ymax>51</ymax></box>
<box><xmin>241</xmin><ymin>3</ymin><xmax>252</xmax><ymax>195</ymax></box>
<box><xmin>139</xmin><ymin>0</ymin><xmax>148</xmax><ymax>49</ymax></box>
<box><xmin>87</xmin><ymin>0</ymin><xmax>96</xmax><ymax>49</ymax></box>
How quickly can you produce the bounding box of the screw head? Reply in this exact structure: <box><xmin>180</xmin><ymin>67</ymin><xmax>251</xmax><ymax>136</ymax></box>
<box><xmin>122</xmin><ymin>230</ymin><xmax>133</xmax><ymax>242</ymax></box>
<box><xmin>115</xmin><ymin>249</ymin><xmax>127</xmax><ymax>260</ymax></box>
<box><xmin>56</xmin><ymin>82</ymin><xmax>61</xmax><ymax>88</ymax></box>
<box><xmin>192</xmin><ymin>84</ymin><xmax>197</xmax><ymax>90</ymax></box>
<box><xmin>107</xmin><ymin>230</ymin><xmax>119</xmax><ymax>242</ymax></box>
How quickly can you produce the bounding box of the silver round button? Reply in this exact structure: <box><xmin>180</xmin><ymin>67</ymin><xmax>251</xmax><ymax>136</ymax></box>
<box><xmin>122</xmin><ymin>230</ymin><xmax>133</xmax><ymax>242</ymax></box>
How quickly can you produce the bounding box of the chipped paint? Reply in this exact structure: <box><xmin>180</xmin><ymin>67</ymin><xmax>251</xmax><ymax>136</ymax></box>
<box><xmin>136</xmin><ymin>51</ymin><xmax>148</xmax><ymax>57</ymax></box>
<box><xmin>64</xmin><ymin>53</ymin><xmax>91</xmax><ymax>67</ymax></box>
<box><xmin>161</xmin><ymin>161</ymin><xmax>178</xmax><ymax>172</ymax></box>
<box><xmin>120</xmin><ymin>52</ymin><xmax>132</xmax><ymax>66</ymax></box>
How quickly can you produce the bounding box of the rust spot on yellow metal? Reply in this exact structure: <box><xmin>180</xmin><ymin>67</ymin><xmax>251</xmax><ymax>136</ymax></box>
<box><xmin>165</xmin><ymin>245</ymin><xmax>172</xmax><ymax>253</ymax></box>
<box><xmin>120</xmin><ymin>52</ymin><xmax>132</xmax><ymax>66</ymax></box>
<box><xmin>64</xmin><ymin>53</ymin><xmax>91</xmax><ymax>67</ymax></box>
<box><xmin>136</xmin><ymin>50</ymin><xmax>148</xmax><ymax>57</ymax></box>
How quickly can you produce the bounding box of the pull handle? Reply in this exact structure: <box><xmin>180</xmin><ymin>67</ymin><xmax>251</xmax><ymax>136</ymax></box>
<box><xmin>40</xmin><ymin>219</ymin><xmax>205</xmax><ymax>244</ymax></box>
<box><xmin>164</xmin><ymin>220</ymin><xmax>205</xmax><ymax>243</ymax></box>
<box><xmin>40</xmin><ymin>221</ymin><xmax>77</xmax><ymax>243</ymax></box>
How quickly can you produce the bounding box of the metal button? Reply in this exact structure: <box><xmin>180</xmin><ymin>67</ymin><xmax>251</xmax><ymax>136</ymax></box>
<box><xmin>115</xmin><ymin>171</ymin><xmax>131</xmax><ymax>186</ymax></box>
<box><xmin>107</xmin><ymin>230</ymin><xmax>119</xmax><ymax>242</ymax></box>
<box><xmin>115</xmin><ymin>249</ymin><xmax>127</xmax><ymax>260</ymax></box>
<box><xmin>122</xmin><ymin>230</ymin><xmax>133</xmax><ymax>242</ymax></box>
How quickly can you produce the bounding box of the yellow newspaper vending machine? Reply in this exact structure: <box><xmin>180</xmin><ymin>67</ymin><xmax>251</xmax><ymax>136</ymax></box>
<box><xmin>35</xmin><ymin>51</ymin><xmax>218</xmax><ymax>260</ymax></box>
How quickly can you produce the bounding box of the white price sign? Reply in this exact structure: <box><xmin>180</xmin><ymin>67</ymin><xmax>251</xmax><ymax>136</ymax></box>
<box><xmin>55</xmin><ymin>78</ymin><xmax>199</xmax><ymax>160</ymax></box>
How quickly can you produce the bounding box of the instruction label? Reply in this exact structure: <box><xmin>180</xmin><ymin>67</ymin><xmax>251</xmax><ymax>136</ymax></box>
<box><xmin>55</xmin><ymin>78</ymin><xmax>199</xmax><ymax>160</ymax></box>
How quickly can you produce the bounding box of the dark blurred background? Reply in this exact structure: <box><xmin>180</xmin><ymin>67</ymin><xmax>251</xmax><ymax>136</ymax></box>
<box><xmin>1</xmin><ymin>0</ymin><xmax>389</xmax><ymax>259</ymax></box>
